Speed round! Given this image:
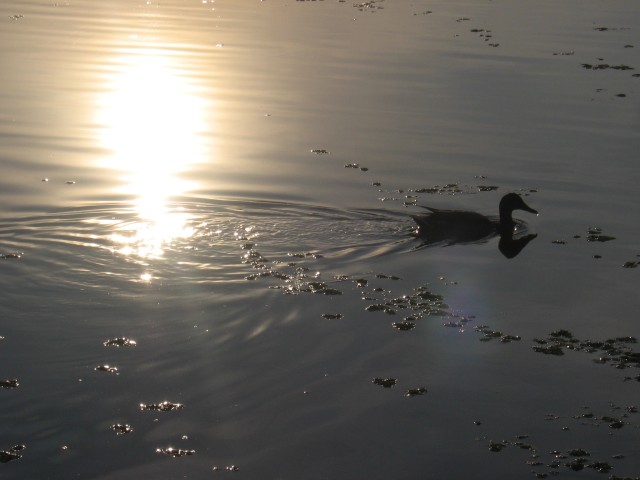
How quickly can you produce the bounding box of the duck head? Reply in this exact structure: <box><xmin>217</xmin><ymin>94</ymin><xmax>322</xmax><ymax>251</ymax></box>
<box><xmin>499</xmin><ymin>193</ymin><xmax>538</xmax><ymax>227</ymax></box>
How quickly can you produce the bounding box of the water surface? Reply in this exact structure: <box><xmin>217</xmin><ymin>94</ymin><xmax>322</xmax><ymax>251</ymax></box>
<box><xmin>1</xmin><ymin>0</ymin><xmax>640</xmax><ymax>478</ymax></box>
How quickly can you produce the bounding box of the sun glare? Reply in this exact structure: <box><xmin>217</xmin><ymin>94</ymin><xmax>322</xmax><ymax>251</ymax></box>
<box><xmin>97</xmin><ymin>48</ymin><xmax>208</xmax><ymax>258</ymax></box>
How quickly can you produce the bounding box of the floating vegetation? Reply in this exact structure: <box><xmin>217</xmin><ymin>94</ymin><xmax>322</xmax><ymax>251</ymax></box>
<box><xmin>140</xmin><ymin>401</ymin><xmax>184</xmax><ymax>412</ymax></box>
<box><xmin>488</xmin><ymin>440</ymin><xmax>508</xmax><ymax>452</ymax></box>
<box><xmin>363</xmin><ymin>284</ymin><xmax>467</xmax><ymax>331</ymax></box>
<box><xmin>0</xmin><ymin>444</ymin><xmax>25</xmax><ymax>463</ymax></box>
<box><xmin>392</xmin><ymin>320</ymin><xmax>415</xmax><ymax>331</ymax></box>
<box><xmin>310</xmin><ymin>149</ymin><xmax>329</xmax><ymax>154</ymax></box>
<box><xmin>287</xmin><ymin>251</ymin><xmax>323</xmax><ymax>259</ymax></box>
<box><xmin>270</xmin><ymin>277</ymin><xmax>344</xmax><ymax>296</ymax></box>
<box><xmin>474</xmin><ymin>326</ymin><xmax>521</xmax><ymax>343</ymax></box>
<box><xmin>586</xmin><ymin>227</ymin><xmax>616</xmax><ymax>242</ymax></box>
<box><xmin>94</xmin><ymin>365</ymin><xmax>118</xmax><ymax>374</ymax></box>
<box><xmin>414</xmin><ymin>183</ymin><xmax>464</xmax><ymax>195</ymax></box>
<box><xmin>103</xmin><ymin>337</ymin><xmax>137</xmax><ymax>347</ymax></box>
<box><xmin>321</xmin><ymin>313</ymin><xmax>343</xmax><ymax>320</ymax></box>
<box><xmin>406</xmin><ymin>387</ymin><xmax>427</xmax><ymax>397</ymax></box>
<box><xmin>365</xmin><ymin>304</ymin><xmax>395</xmax><ymax>314</ymax></box>
<box><xmin>0</xmin><ymin>252</ymin><xmax>23</xmax><ymax>259</ymax></box>
<box><xmin>375</xmin><ymin>274</ymin><xmax>401</xmax><ymax>280</ymax></box>
<box><xmin>213</xmin><ymin>465</ymin><xmax>240</xmax><ymax>472</ymax></box>
<box><xmin>372</xmin><ymin>377</ymin><xmax>397</xmax><ymax>388</ymax></box>
<box><xmin>305</xmin><ymin>282</ymin><xmax>342</xmax><ymax>295</ymax></box>
<box><xmin>477</xmin><ymin>185</ymin><xmax>499</xmax><ymax>192</ymax></box>
<box><xmin>156</xmin><ymin>447</ymin><xmax>195</xmax><ymax>457</ymax></box>
<box><xmin>623</xmin><ymin>261</ymin><xmax>638</xmax><ymax>268</ymax></box>
<box><xmin>0</xmin><ymin>379</ymin><xmax>19</xmax><ymax>389</ymax></box>
<box><xmin>111</xmin><ymin>424</ymin><xmax>133</xmax><ymax>435</ymax></box>
<box><xmin>478</xmin><ymin>418</ymin><xmax>632</xmax><ymax>478</ymax></box>
<box><xmin>344</xmin><ymin>163</ymin><xmax>369</xmax><ymax>171</ymax></box>
<box><xmin>581</xmin><ymin>63</ymin><xmax>634</xmax><ymax>71</ymax></box>
<box><xmin>353</xmin><ymin>0</ymin><xmax>384</xmax><ymax>12</ymax></box>
<box><xmin>532</xmin><ymin>330</ymin><xmax>640</xmax><ymax>373</ymax></box>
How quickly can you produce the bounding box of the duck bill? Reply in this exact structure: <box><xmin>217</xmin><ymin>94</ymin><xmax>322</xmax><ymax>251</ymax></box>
<box><xmin>523</xmin><ymin>205</ymin><xmax>538</xmax><ymax>215</ymax></box>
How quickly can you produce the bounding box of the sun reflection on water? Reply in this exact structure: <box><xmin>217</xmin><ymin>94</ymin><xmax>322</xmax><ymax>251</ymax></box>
<box><xmin>97</xmin><ymin>47</ymin><xmax>209</xmax><ymax>258</ymax></box>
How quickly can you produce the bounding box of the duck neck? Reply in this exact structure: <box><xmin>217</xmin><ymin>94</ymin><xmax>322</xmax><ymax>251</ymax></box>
<box><xmin>499</xmin><ymin>208</ymin><xmax>515</xmax><ymax>233</ymax></box>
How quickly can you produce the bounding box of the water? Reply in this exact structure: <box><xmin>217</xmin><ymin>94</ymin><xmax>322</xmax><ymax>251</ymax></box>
<box><xmin>1</xmin><ymin>0</ymin><xmax>639</xmax><ymax>478</ymax></box>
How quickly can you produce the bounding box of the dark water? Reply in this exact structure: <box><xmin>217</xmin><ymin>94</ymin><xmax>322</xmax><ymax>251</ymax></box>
<box><xmin>1</xmin><ymin>0</ymin><xmax>640</xmax><ymax>478</ymax></box>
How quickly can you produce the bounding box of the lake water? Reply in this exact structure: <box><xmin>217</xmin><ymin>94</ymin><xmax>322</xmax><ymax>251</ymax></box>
<box><xmin>1</xmin><ymin>0</ymin><xmax>639</xmax><ymax>478</ymax></box>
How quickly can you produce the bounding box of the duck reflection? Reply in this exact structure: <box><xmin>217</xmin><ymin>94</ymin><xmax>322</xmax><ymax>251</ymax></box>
<box><xmin>412</xmin><ymin>193</ymin><xmax>538</xmax><ymax>258</ymax></box>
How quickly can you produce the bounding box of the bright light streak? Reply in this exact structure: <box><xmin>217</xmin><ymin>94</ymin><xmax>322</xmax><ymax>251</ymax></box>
<box><xmin>96</xmin><ymin>48</ymin><xmax>208</xmax><ymax>258</ymax></box>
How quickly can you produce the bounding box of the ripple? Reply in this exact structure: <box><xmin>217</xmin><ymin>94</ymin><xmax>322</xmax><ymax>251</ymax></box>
<box><xmin>0</xmin><ymin>196</ymin><xmax>412</xmax><ymax>296</ymax></box>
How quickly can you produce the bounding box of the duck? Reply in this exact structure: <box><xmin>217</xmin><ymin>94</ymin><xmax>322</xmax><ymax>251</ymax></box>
<box><xmin>412</xmin><ymin>193</ymin><xmax>538</xmax><ymax>256</ymax></box>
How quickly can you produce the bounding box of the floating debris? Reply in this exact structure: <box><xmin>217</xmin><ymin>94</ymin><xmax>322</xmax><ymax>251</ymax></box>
<box><xmin>406</xmin><ymin>387</ymin><xmax>427</xmax><ymax>397</ymax></box>
<box><xmin>581</xmin><ymin>63</ymin><xmax>634</xmax><ymax>71</ymax></box>
<box><xmin>489</xmin><ymin>440</ymin><xmax>508</xmax><ymax>452</ymax></box>
<box><xmin>413</xmin><ymin>183</ymin><xmax>464</xmax><ymax>195</ymax></box>
<box><xmin>568</xmin><ymin>448</ymin><xmax>590</xmax><ymax>457</ymax></box>
<box><xmin>310</xmin><ymin>149</ymin><xmax>329</xmax><ymax>154</ymax></box>
<box><xmin>586</xmin><ymin>227</ymin><xmax>616</xmax><ymax>242</ymax></box>
<box><xmin>111</xmin><ymin>424</ymin><xmax>133</xmax><ymax>435</ymax></box>
<box><xmin>103</xmin><ymin>337</ymin><xmax>137</xmax><ymax>347</ymax></box>
<box><xmin>226</xmin><ymin>465</ymin><xmax>240</xmax><ymax>472</ymax></box>
<box><xmin>156</xmin><ymin>447</ymin><xmax>195</xmax><ymax>457</ymax></box>
<box><xmin>475</xmin><ymin>326</ymin><xmax>521</xmax><ymax>343</ymax></box>
<box><xmin>94</xmin><ymin>365</ymin><xmax>118</xmax><ymax>374</ymax></box>
<box><xmin>213</xmin><ymin>465</ymin><xmax>240</xmax><ymax>472</ymax></box>
<box><xmin>321</xmin><ymin>313</ymin><xmax>343</xmax><ymax>320</ymax></box>
<box><xmin>365</xmin><ymin>304</ymin><xmax>395</xmax><ymax>315</ymax></box>
<box><xmin>532</xmin><ymin>331</ymin><xmax>640</xmax><ymax>372</ymax></box>
<box><xmin>140</xmin><ymin>401</ymin><xmax>184</xmax><ymax>412</ymax></box>
<box><xmin>353</xmin><ymin>1</ymin><xmax>384</xmax><ymax>12</ymax></box>
<box><xmin>477</xmin><ymin>185</ymin><xmax>499</xmax><ymax>192</ymax></box>
<box><xmin>623</xmin><ymin>261</ymin><xmax>638</xmax><ymax>268</ymax></box>
<box><xmin>372</xmin><ymin>377</ymin><xmax>397</xmax><ymax>388</ymax></box>
<box><xmin>0</xmin><ymin>379</ymin><xmax>19</xmax><ymax>389</ymax></box>
<box><xmin>0</xmin><ymin>445</ymin><xmax>25</xmax><ymax>463</ymax></box>
<box><xmin>375</xmin><ymin>274</ymin><xmax>401</xmax><ymax>280</ymax></box>
<box><xmin>392</xmin><ymin>320</ymin><xmax>415</xmax><ymax>331</ymax></box>
<box><xmin>306</xmin><ymin>282</ymin><xmax>342</xmax><ymax>295</ymax></box>
<box><xmin>0</xmin><ymin>252</ymin><xmax>23</xmax><ymax>259</ymax></box>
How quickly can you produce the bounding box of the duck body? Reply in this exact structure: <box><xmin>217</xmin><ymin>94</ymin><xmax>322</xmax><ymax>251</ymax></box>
<box><xmin>412</xmin><ymin>210</ymin><xmax>498</xmax><ymax>245</ymax></box>
<box><xmin>412</xmin><ymin>193</ymin><xmax>538</xmax><ymax>247</ymax></box>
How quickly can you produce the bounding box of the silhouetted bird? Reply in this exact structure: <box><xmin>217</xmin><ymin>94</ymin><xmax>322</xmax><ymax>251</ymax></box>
<box><xmin>412</xmin><ymin>193</ymin><xmax>538</xmax><ymax>258</ymax></box>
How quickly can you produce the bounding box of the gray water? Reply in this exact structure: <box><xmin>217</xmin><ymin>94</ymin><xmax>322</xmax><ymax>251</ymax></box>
<box><xmin>1</xmin><ymin>0</ymin><xmax>639</xmax><ymax>478</ymax></box>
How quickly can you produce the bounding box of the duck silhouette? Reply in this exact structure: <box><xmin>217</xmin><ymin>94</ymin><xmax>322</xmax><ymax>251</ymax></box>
<box><xmin>412</xmin><ymin>193</ymin><xmax>538</xmax><ymax>258</ymax></box>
